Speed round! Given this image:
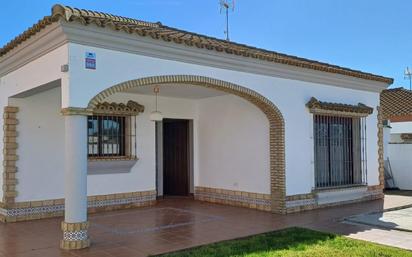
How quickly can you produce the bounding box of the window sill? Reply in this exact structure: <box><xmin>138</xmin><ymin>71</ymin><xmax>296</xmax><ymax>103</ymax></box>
<box><xmin>88</xmin><ymin>156</ymin><xmax>138</xmax><ymax>161</ymax></box>
<box><xmin>88</xmin><ymin>157</ymin><xmax>138</xmax><ymax>175</ymax></box>
<box><xmin>313</xmin><ymin>184</ymin><xmax>368</xmax><ymax>193</ymax></box>
<box><xmin>313</xmin><ymin>184</ymin><xmax>369</xmax><ymax>205</ymax></box>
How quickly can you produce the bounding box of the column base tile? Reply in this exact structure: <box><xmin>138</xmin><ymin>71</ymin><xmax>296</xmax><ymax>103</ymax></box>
<box><xmin>60</xmin><ymin>221</ymin><xmax>90</xmax><ymax>250</ymax></box>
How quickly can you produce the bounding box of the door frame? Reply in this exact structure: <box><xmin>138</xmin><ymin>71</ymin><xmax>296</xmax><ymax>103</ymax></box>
<box><xmin>155</xmin><ymin>119</ymin><xmax>194</xmax><ymax>197</ymax></box>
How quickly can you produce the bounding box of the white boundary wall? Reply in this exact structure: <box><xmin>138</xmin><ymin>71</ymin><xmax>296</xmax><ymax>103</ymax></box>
<box><xmin>388</xmin><ymin>143</ymin><xmax>412</xmax><ymax>190</ymax></box>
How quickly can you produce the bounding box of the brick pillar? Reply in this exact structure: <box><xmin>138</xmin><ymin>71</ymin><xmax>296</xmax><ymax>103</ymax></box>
<box><xmin>377</xmin><ymin>107</ymin><xmax>385</xmax><ymax>189</ymax></box>
<box><xmin>3</xmin><ymin>106</ymin><xmax>19</xmax><ymax>207</ymax></box>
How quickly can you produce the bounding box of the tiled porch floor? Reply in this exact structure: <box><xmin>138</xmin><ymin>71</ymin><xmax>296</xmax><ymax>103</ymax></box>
<box><xmin>1</xmin><ymin>194</ymin><xmax>412</xmax><ymax>257</ymax></box>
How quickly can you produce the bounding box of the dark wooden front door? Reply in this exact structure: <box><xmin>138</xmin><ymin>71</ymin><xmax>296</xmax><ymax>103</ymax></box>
<box><xmin>163</xmin><ymin>119</ymin><xmax>189</xmax><ymax>196</ymax></box>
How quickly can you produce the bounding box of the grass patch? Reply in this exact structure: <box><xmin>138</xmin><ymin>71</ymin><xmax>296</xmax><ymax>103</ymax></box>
<box><xmin>155</xmin><ymin>227</ymin><xmax>412</xmax><ymax>257</ymax></box>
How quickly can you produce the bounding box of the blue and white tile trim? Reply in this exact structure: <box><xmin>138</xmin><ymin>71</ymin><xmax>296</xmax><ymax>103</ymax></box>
<box><xmin>1</xmin><ymin>204</ymin><xmax>64</xmax><ymax>217</ymax></box>
<box><xmin>286</xmin><ymin>198</ymin><xmax>316</xmax><ymax>209</ymax></box>
<box><xmin>63</xmin><ymin>230</ymin><xmax>88</xmax><ymax>241</ymax></box>
<box><xmin>0</xmin><ymin>190</ymin><xmax>157</xmax><ymax>221</ymax></box>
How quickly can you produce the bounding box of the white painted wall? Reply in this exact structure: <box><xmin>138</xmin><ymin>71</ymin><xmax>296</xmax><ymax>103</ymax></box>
<box><xmin>10</xmin><ymin>87</ymin><xmax>65</xmax><ymax>201</ymax></box>
<box><xmin>10</xmin><ymin>89</ymin><xmax>201</xmax><ymax>200</ymax></box>
<box><xmin>390</xmin><ymin>134</ymin><xmax>404</xmax><ymax>144</ymax></box>
<box><xmin>0</xmin><ymin>44</ymin><xmax>69</xmax><ymax>201</ymax></box>
<box><xmin>88</xmin><ymin>92</ymin><xmax>270</xmax><ymax>196</ymax></box>
<box><xmin>387</xmin><ymin>122</ymin><xmax>412</xmax><ymax>143</ymax></box>
<box><xmin>10</xmin><ymin>86</ymin><xmax>271</xmax><ymax>201</ymax></box>
<box><xmin>0</xmin><ymin>44</ymin><xmax>68</xmax><ymax>105</ymax></box>
<box><xmin>10</xmin><ymin>88</ymin><xmax>199</xmax><ymax>200</ymax></box>
<box><xmin>388</xmin><ymin>144</ymin><xmax>412</xmax><ymax>190</ymax></box>
<box><xmin>0</xmin><ymin>39</ymin><xmax>383</xmax><ymax>201</ymax></box>
<box><xmin>197</xmin><ymin>95</ymin><xmax>270</xmax><ymax>194</ymax></box>
<box><xmin>67</xmin><ymin>43</ymin><xmax>381</xmax><ymax>196</ymax></box>
<box><xmin>390</xmin><ymin>122</ymin><xmax>412</xmax><ymax>134</ymax></box>
<box><xmin>0</xmin><ymin>105</ymin><xmax>3</xmax><ymax>200</ymax></box>
<box><xmin>386</xmin><ymin>122</ymin><xmax>412</xmax><ymax>190</ymax></box>
<box><xmin>383</xmin><ymin>126</ymin><xmax>391</xmax><ymax>160</ymax></box>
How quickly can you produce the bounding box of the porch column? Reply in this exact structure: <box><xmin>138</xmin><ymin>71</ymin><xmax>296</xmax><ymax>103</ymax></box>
<box><xmin>60</xmin><ymin>111</ymin><xmax>90</xmax><ymax>250</ymax></box>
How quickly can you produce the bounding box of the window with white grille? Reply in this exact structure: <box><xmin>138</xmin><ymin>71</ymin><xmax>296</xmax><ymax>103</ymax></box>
<box><xmin>313</xmin><ymin>115</ymin><xmax>367</xmax><ymax>189</ymax></box>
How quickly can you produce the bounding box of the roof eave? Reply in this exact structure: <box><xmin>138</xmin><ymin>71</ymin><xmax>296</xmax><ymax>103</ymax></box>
<box><xmin>0</xmin><ymin>4</ymin><xmax>394</xmax><ymax>85</ymax></box>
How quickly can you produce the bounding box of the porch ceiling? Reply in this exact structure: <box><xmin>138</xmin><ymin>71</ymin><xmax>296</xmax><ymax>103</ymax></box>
<box><xmin>125</xmin><ymin>83</ymin><xmax>227</xmax><ymax>99</ymax></box>
<box><xmin>10</xmin><ymin>79</ymin><xmax>61</xmax><ymax>98</ymax></box>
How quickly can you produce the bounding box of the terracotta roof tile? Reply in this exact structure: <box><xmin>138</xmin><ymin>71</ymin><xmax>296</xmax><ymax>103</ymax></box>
<box><xmin>0</xmin><ymin>4</ymin><xmax>393</xmax><ymax>84</ymax></box>
<box><xmin>306</xmin><ymin>97</ymin><xmax>373</xmax><ymax>115</ymax></box>
<box><xmin>380</xmin><ymin>88</ymin><xmax>412</xmax><ymax>118</ymax></box>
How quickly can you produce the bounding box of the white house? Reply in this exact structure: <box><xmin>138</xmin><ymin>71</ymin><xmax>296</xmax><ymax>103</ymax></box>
<box><xmin>381</xmin><ymin>88</ymin><xmax>412</xmax><ymax>190</ymax></box>
<box><xmin>0</xmin><ymin>5</ymin><xmax>392</xmax><ymax>250</ymax></box>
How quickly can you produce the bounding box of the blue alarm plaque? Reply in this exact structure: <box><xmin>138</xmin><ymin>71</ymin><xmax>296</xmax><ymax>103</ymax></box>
<box><xmin>85</xmin><ymin>52</ymin><xmax>96</xmax><ymax>70</ymax></box>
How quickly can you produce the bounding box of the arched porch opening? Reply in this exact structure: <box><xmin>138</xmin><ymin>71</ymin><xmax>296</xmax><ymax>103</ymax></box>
<box><xmin>87</xmin><ymin>75</ymin><xmax>286</xmax><ymax>213</ymax></box>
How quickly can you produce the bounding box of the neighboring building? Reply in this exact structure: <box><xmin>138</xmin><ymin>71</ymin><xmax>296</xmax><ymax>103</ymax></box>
<box><xmin>381</xmin><ymin>88</ymin><xmax>412</xmax><ymax>190</ymax></box>
<box><xmin>0</xmin><ymin>5</ymin><xmax>392</xmax><ymax>250</ymax></box>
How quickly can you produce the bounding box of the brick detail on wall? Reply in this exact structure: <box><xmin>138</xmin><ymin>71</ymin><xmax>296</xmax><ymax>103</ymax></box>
<box><xmin>194</xmin><ymin>187</ymin><xmax>271</xmax><ymax>211</ymax></box>
<box><xmin>377</xmin><ymin>107</ymin><xmax>385</xmax><ymax>188</ymax></box>
<box><xmin>0</xmin><ymin>190</ymin><xmax>156</xmax><ymax>223</ymax></box>
<box><xmin>2</xmin><ymin>106</ymin><xmax>19</xmax><ymax>207</ymax></box>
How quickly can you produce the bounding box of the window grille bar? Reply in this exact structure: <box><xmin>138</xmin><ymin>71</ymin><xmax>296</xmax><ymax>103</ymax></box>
<box><xmin>134</xmin><ymin>115</ymin><xmax>137</xmax><ymax>157</ymax></box>
<box><xmin>127</xmin><ymin>116</ymin><xmax>132</xmax><ymax>154</ymax></box>
<box><xmin>313</xmin><ymin>114</ymin><xmax>367</xmax><ymax>189</ymax></box>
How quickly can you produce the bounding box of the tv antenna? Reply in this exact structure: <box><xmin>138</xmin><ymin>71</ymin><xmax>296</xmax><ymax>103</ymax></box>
<box><xmin>405</xmin><ymin>67</ymin><xmax>412</xmax><ymax>90</ymax></box>
<box><xmin>220</xmin><ymin>0</ymin><xmax>235</xmax><ymax>41</ymax></box>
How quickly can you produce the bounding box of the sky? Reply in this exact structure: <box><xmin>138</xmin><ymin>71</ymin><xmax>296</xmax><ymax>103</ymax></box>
<box><xmin>1</xmin><ymin>0</ymin><xmax>411</xmax><ymax>88</ymax></box>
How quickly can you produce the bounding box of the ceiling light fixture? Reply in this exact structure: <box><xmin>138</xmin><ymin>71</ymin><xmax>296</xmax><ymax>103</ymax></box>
<box><xmin>149</xmin><ymin>85</ymin><xmax>163</xmax><ymax>121</ymax></box>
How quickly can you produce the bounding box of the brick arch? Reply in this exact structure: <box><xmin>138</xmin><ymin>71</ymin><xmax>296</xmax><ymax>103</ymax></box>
<box><xmin>88</xmin><ymin>75</ymin><xmax>286</xmax><ymax>213</ymax></box>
